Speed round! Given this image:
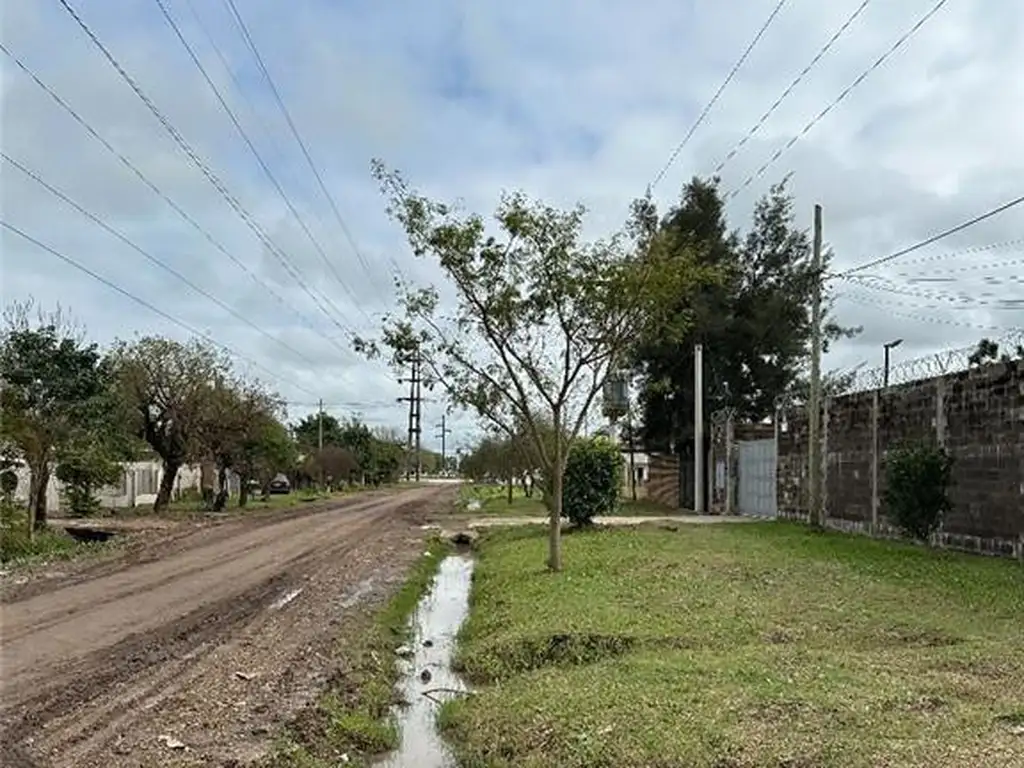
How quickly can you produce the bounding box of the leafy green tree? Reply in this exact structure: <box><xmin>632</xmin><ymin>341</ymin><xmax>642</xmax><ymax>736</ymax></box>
<box><xmin>358</xmin><ymin>163</ymin><xmax>698</xmax><ymax>570</ymax></box>
<box><xmin>634</xmin><ymin>178</ymin><xmax>858</xmax><ymax>450</ymax></box>
<box><xmin>0</xmin><ymin>302</ymin><xmax>113</xmax><ymax>531</ymax></box>
<box><xmin>293</xmin><ymin>412</ymin><xmax>345</xmax><ymax>453</ymax></box>
<box><xmin>109</xmin><ymin>336</ymin><xmax>229</xmax><ymax>513</ymax></box>
<box><xmin>197</xmin><ymin>378</ymin><xmax>284</xmax><ymax>510</ymax></box>
<box><xmin>236</xmin><ymin>417</ymin><xmax>297</xmax><ymax>504</ymax></box>
<box><xmin>55</xmin><ymin>433</ymin><xmax>124</xmax><ymax>517</ymax></box>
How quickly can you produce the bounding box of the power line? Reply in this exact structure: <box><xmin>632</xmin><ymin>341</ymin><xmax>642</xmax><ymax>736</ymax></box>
<box><xmin>897</xmin><ymin>256</ymin><xmax>1024</xmax><ymax>279</ymax></box>
<box><xmin>649</xmin><ymin>0</ymin><xmax>789</xmax><ymax>192</ymax></box>
<box><xmin>55</xmin><ymin>0</ymin><xmax>361</xmax><ymax>342</ymax></box>
<box><xmin>882</xmin><ymin>238</ymin><xmax>1024</xmax><ymax>271</ymax></box>
<box><xmin>0</xmin><ymin>42</ymin><xmax>354</xmax><ymax>361</ymax></box>
<box><xmin>150</xmin><ymin>0</ymin><xmax>372</xmax><ymax>324</ymax></box>
<box><xmin>837</xmin><ymin>290</ymin><xmax>1014</xmax><ymax>333</ymax></box>
<box><xmin>1</xmin><ymin>219</ymin><xmax>318</xmax><ymax>398</ymax></box>
<box><xmin>1</xmin><ymin>151</ymin><xmax>321</xmax><ymax>367</ymax></box>
<box><xmin>843</xmin><ymin>276</ymin><xmax>1024</xmax><ymax>310</ymax></box>
<box><xmin>180</xmin><ymin>0</ymin><xmax>289</xmax><ymax>166</ymax></box>
<box><xmin>840</xmin><ymin>194</ymin><xmax>1024</xmax><ymax>275</ymax></box>
<box><xmin>221</xmin><ymin>0</ymin><xmax>402</xmax><ymax>293</ymax></box>
<box><xmin>725</xmin><ymin>0</ymin><xmax>950</xmax><ymax>200</ymax></box>
<box><xmin>710</xmin><ymin>0</ymin><xmax>873</xmax><ymax>177</ymax></box>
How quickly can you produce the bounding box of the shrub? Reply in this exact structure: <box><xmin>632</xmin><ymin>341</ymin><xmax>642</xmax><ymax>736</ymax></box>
<box><xmin>56</xmin><ymin>451</ymin><xmax>122</xmax><ymax>518</ymax></box>
<box><xmin>884</xmin><ymin>441</ymin><xmax>954</xmax><ymax>541</ymax></box>
<box><xmin>562</xmin><ymin>436</ymin><xmax>623</xmax><ymax>526</ymax></box>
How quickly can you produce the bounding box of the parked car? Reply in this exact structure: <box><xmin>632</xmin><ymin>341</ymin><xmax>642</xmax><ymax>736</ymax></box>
<box><xmin>268</xmin><ymin>474</ymin><xmax>291</xmax><ymax>494</ymax></box>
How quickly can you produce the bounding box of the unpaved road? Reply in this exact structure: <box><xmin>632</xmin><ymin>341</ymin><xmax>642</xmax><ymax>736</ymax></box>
<box><xmin>0</xmin><ymin>485</ymin><xmax>453</xmax><ymax>767</ymax></box>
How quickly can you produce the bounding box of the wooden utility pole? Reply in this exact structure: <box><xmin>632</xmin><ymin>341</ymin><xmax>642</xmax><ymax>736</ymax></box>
<box><xmin>808</xmin><ymin>204</ymin><xmax>824</xmax><ymax>528</ymax></box>
<box><xmin>413</xmin><ymin>355</ymin><xmax>422</xmax><ymax>482</ymax></box>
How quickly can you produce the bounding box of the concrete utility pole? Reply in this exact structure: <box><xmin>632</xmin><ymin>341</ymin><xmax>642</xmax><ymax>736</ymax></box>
<box><xmin>317</xmin><ymin>398</ymin><xmax>324</xmax><ymax>489</ymax></box>
<box><xmin>808</xmin><ymin>203</ymin><xmax>824</xmax><ymax>528</ymax></box>
<box><xmin>435</xmin><ymin>414</ymin><xmax>452</xmax><ymax>475</ymax></box>
<box><xmin>413</xmin><ymin>356</ymin><xmax>422</xmax><ymax>482</ymax></box>
<box><xmin>694</xmin><ymin>343</ymin><xmax>705</xmax><ymax>514</ymax></box>
<box><xmin>397</xmin><ymin>355</ymin><xmax>421</xmax><ymax>482</ymax></box>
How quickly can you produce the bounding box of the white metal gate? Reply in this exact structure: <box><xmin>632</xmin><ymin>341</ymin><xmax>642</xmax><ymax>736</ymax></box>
<box><xmin>737</xmin><ymin>438</ymin><xmax>777</xmax><ymax>518</ymax></box>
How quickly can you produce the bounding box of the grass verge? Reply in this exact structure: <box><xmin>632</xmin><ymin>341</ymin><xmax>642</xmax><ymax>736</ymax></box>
<box><xmin>458</xmin><ymin>482</ymin><xmax>681</xmax><ymax>519</ymax></box>
<box><xmin>441</xmin><ymin>523</ymin><xmax>1024</xmax><ymax>767</ymax></box>
<box><xmin>265</xmin><ymin>537</ymin><xmax>452</xmax><ymax>767</ymax></box>
<box><xmin>1</xmin><ymin>503</ymin><xmax>113</xmax><ymax>566</ymax></box>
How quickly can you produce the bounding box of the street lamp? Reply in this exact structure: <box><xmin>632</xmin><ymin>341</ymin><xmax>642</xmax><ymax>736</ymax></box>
<box><xmin>883</xmin><ymin>338</ymin><xmax>903</xmax><ymax>388</ymax></box>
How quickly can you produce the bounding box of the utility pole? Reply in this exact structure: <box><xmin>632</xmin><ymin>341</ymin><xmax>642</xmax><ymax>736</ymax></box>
<box><xmin>317</xmin><ymin>398</ymin><xmax>324</xmax><ymax>490</ymax></box>
<box><xmin>397</xmin><ymin>354</ymin><xmax>421</xmax><ymax>482</ymax></box>
<box><xmin>435</xmin><ymin>414</ymin><xmax>452</xmax><ymax>476</ymax></box>
<box><xmin>413</xmin><ymin>354</ymin><xmax>422</xmax><ymax>482</ymax></box>
<box><xmin>808</xmin><ymin>203</ymin><xmax>824</xmax><ymax>529</ymax></box>
<box><xmin>694</xmin><ymin>343</ymin><xmax>705</xmax><ymax>514</ymax></box>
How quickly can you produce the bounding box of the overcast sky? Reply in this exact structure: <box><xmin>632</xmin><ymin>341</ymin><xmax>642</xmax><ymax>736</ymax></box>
<box><xmin>2</xmin><ymin>0</ymin><xmax>1022</xmax><ymax>451</ymax></box>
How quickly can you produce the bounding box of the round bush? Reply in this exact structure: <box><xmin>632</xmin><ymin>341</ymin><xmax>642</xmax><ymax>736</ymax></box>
<box><xmin>562</xmin><ymin>436</ymin><xmax>624</xmax><ymax>526</ymax></box>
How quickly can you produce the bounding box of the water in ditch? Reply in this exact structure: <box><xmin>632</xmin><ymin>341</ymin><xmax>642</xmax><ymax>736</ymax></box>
<box><xmin>376</xmin><ymin>553</ymin><xmax>474</xmax><ymax>768</ymax></box>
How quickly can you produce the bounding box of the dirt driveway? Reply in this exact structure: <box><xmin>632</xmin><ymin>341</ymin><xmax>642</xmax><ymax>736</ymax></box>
<box><xmin>0</xmin><ymin>485</ymin><xmax>453</xmax><ymax>767</ymax></box>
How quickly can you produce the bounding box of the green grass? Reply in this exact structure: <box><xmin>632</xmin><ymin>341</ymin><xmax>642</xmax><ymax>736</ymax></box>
<box><xmin>266</xmin><ymin>538</ymin><xmax>452</xmax><ymax>768</ymax></box>
<box><xmin>441</xmin><ymin>523</ymin><xmax>1024</xmax><ymax>768</ymax></box>
<box><xmin>1</xmin><ymin>502</ymin><xmax>112</xmax><ymax>565</ymax></box>
<box><xmin>458</xmin><ymin>483</ymin><xmax>681</xmax><ymax>519</ymax></box>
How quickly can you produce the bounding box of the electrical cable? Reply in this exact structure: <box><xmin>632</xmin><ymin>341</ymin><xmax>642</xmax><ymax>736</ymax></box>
<box><xmin>1</xmin><ymin>219</ymin><xmax>319</xmax><ymax>398</ymax></box>
<box><xmin>55</xmin><ymin>0</ymin><xmax>362</xmax><ymax>342</ymax></box>
<box><xmin>151</xmin><ymin>0</ymin><xmax>373</xmax><ymax>324</ymax></box>
<box><xmin>840</xmin><ymin>194</ymin><xmax>1024</xmax><ymax>275</ymax></box>
<box><xmin>2</xmin><ymin>151</ymin><xmax>323</xmax><ymax>366</ymax></box>
<box><xmin>837</xmin><ymin>290</ymin><xmax>1014</xmax><ymax>332</ymax></box>
<box><xmin>710</xmin><ymin>0</ymin><xmax>873</xmax><ymax>177</ymax></box>
<box><xmin>0</xmin><ymin>42</ymin><xmax>355</xmax><ymax>361</ymax></box>
<box><xmin>724</xmin><ymin>0</ymin><xmax>950</xmax><ymax>200</ymax></box>
<box><xmin>649</xmin><ymin>0</ymin><xmax>790</xmax><ymax>192</ymax></box>
<box><xmin>221</xmin><ymin>0</ymin><xmax>403</xmax><ymax>292</ymax></box>
<box><xmin>878</xmin><ymin>237</ymin><xmax>1024</xmax><ymax>270</ymax></box>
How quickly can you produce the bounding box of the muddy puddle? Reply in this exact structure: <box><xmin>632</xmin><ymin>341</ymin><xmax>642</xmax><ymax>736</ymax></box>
<box><xmin>376</xmin><ymin>553</ymin><xmax>474</xmax><ymax>768</ymax></box>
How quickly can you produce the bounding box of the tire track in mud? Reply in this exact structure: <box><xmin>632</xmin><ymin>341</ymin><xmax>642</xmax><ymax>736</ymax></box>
<box><xmin>1</xmin><ymin>496</ymin><xmax>386</xmax><ymax>642</ymax></box>
<box><xmin>0</xmin><ymin>487</ymin><xmax>448</xmax><ymax>766</ymax></box>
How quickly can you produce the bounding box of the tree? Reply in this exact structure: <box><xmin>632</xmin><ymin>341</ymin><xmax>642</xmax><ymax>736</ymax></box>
<box><xmin>0</xmin><ymin>302</ymin><xmax>113</xmax><ymax>531</ymax></box>
<box><xmin>235</xmin><ymin>417</ymin><xmax>297</xmax><ymax>504</ymax></box>
<box><xmin>357</xmin><ymin>163</ymin><xmax>698</xmax><ymax>571</ymax></box>
<box><xmin>634</xmin><ymin>178</ymin><xmax>858</xmax><ymax>450</ymax></box>
<box><xmin>968</xmin><ymin>337</ymin><xmax>1024</xmax><ymax>367</ymax></box>
<box><xmin>109</xmin><ymin>336</ymin><xmax>229</xmax><ymax>514</ymax></box>
<box><xmin>197</xmin><ymin>378</ymin><xmax>283</xmax><ymax>510</ymax></box>
<box><xmin>304</xmin><ymin>445</ymin><xmax>360</xmax><ymax>489</ymax></box>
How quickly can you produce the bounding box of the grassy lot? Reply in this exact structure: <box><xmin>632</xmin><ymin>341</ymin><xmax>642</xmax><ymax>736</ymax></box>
<box><xmin>459</xmin><ymin>482</ymin><xmax>679</xmax><ymax>519</ymax></box>
<box><xmin>441</xmin><ymin>523</ymin><xmax>1024</xmax><ymax>767</ymax></box>
<box><xmin>267</xmin><ymin>538</ymin><xmax>451</xmax><ymax>768</ymax></box>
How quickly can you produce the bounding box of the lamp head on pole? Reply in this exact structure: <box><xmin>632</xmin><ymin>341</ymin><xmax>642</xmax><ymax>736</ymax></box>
<box><xmin>884</xmin><ymin>338</ymin><xmax>903</xmax><ymax>350</ymax></box>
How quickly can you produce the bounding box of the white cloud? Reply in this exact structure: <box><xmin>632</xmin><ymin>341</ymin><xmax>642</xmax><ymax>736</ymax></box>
<box><xmin>2</xmin><ymin>0</ymin><xmax>1022</xmax><ymax>449</ymax></box>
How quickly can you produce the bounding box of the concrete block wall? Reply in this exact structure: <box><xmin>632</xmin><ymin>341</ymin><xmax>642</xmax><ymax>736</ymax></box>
<box><xmin>779</xmin><ymin>359</ymin><xmax>1023</xmax><ymax>551</ymax></box>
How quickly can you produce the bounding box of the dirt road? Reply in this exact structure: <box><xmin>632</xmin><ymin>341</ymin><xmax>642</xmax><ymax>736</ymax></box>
<box><xmin>0</xmin><ymin>485</ymin><xmax>452</xmax><ymax>767</ymax></box>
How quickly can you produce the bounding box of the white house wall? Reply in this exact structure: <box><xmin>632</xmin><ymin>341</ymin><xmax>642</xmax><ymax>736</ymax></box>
<box><xmin>12</xmin><ymin>460</ymin><xmax>205</xmax><ymax>513</ymax></box>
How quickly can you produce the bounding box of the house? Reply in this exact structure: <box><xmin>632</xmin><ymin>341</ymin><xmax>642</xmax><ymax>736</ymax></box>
<box><xmin>10</xmin><ymin>459</ymin><xmax>205</xmax><ymax>514</ymax></box>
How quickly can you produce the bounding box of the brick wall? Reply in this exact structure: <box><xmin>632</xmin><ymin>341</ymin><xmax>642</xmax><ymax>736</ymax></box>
<box><xmin>647</xmin><ymin>454</ymin><xmax>680</xmax><ymax>508</ymax></box>
<box><xmin>779</xmin><ymin>359</ymin><xmax>1023</xmax><ymax>547</ymax></box>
